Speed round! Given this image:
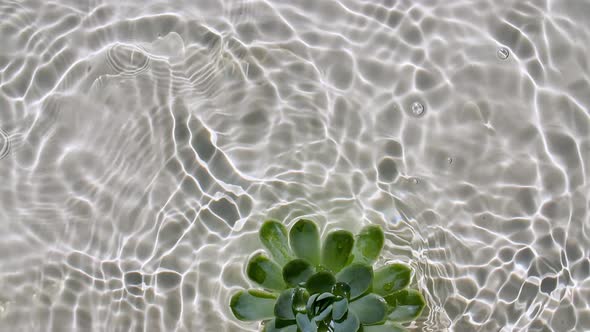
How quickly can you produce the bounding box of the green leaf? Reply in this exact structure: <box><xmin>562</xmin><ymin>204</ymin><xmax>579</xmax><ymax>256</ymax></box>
<box><xmin>314</xmin><ymin>303</ymin><xmax>333</xmax><ymax>321</ymax></box>
<box><xmin>332</xmin><ymin>298</ymin><xmax>348</xmax><ymax>321</ymax></box>
<box><xmin>283</xmin><ymin>259</ymin><xmax>315</xmax><ymax>286</ymax></box>
<box><xmin>349</xmin><ymin>294</ymin><xmax>388</xmax><ymax>325</ymax></box>
<box><xmin>263</xmin><ymin>319</ymin><xmax>298</xmax><ymax>332</ymax></box>
<box><xmin>321</xmin><ymin>230</ymin><xmax>354</xmax><ymax>273</ymax></box>
<box><xmin>296</xmin><ymin>312</ymin><xmax>318</xmax><ymax>332</ymax></box>
<box><xmin>316</xmin><ymin>292</ymin><xmax>335</xmax><ymax>302</ymax></box>
<box><xmin>361</xmin><ymin>322</ymin><xmax>407</xmax><ymax>332</ymax></box>
<box><xmin>289</xmin><ymin>219</ymin><xmax>321</xmax><ymax>265</ymax></box>
<box><xmin>312</xmin><ymin>293</ymin><xmax>335</xmax><ymax>316</ymax></box>
<box><xmin>336</xmin><ymin>263</ymin><xmax>373</xmax><ymax>300</ymax></box>
<box><xmin>305</xmin><ymin>271</ymin><xmax>336</xmax><ymax>295</ymax></box>
<box><xmin>333</xmin><ymin>312</ymin><xmax>360</xmax><ymax>332</ymax></box>
<box><xmin>293</xmin><ymin>287</ymin><xmax>310</xmax><ymax>314</ymax></box>
<box><xmin>384</xmin><ymin>289</ymin><xmax>426</xmax><ymax>322</ymax></box>
<box><xmin>275</xmin><ymin>288</ymin><xmax>297</xmax><ymax>320</ymax></box>
<box><xmin>331</xmin><ymin>282</ymin><xmax>351</xmax><ymax>300</ymax></box>
<box><xmin>352</xmin><ymin>225</ymin><xmax>385</xmax><ymax>265</ymax></box>
<box><xmin>373</xmin><ymin>263</ymin><xmax>412</xmax><ymax>297</ymax></box>
<box><xmin>317</xmin><ymin>323</ymin><xmax>330</xmax><ymax>332</ymax></box>
<box><xmin>306</xmin><ymin>293</ymin><xmax>320</xmax><ymax>315</ymax></box>
<box><xmin>260</xmin><ymin>220</ymin><xmax>293</xmax><ymax>266</ymax></box>
<box><xmin>230</xmin><ymin>289</ymin><xmax>277</xmax><ymax>321</ymax></box>
<box><xmin>247</xmin><ymin>253</ymin><xmax>286</xmax><ymax>290</ymax></box>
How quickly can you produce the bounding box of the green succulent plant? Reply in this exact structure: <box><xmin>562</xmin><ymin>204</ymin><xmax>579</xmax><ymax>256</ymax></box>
<box><xmin>230</xmin><ymin>219</ymin><xmax>426</xmax><ymax>332</ymax></box>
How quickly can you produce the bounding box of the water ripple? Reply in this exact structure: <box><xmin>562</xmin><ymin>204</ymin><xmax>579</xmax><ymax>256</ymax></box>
<box><xmin>0</xmin><ymin>0</ymin><xmax>589</xmax><ymax>331</ymax></box>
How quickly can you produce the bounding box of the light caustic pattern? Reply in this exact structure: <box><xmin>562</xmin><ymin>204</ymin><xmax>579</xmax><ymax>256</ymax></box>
<box><xmin>0</xmin><ymin>0</ymin><xmax>589</xmax><ymax>331</ymax></box>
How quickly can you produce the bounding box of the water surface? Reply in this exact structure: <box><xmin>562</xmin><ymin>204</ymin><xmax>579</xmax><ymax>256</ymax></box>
<box><xmin>0</xmin><ymin>0</ymin><xmax>589</xmax><ymax>331</ymax></box>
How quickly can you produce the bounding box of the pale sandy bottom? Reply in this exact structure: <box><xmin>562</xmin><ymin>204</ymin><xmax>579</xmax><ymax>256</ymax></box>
<box><xmin>0</xmin><ymin>0</ymin><xmax>589</xmax><ymax>331</ymax></box>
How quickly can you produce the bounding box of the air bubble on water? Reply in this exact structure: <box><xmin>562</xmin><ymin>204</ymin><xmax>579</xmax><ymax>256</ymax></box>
<box><xmin>411</xmin><ymin>102</ymin><xmax>425</xmax><ymax>116</ymax></box>
<box><xmin>412</xmin><ymin>178</ymin><xmax>419</xmax><ymax>184</ymax></box>
<box><xmin>447</xmin><ymin>157</ymin><xmax>453</xmax><ymax>164</ymax></box>
<box><xmin>497</xmin><ymin>47</ymin><xmax>510</xmax><ymax>60</ymax></box>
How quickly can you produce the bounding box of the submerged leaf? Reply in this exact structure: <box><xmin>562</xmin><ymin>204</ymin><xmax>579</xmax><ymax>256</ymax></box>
<box><xmin>289</xmin><ymin>219</ymin><xmax>321</xmax><ymax>265</ymax></box>
<box><xmin>296</xmin><ymin>312</ymin><xmax>318</xmax><ymax>332</ymax></box>
<box><xmin>361</xmin><ymin>322</ymin><xmax>407</xmax><ymax>332</ymax></box>
<box><xmin>306</xmin><ymin>293</ymin><xmax>320</xmax><ymax>315</ymax></box>
<box><xmin>316</xmin><ymin>292</ymin><xmax>335</xmax><ymax>303</ymax></box>
<box><xmin>230</xmin><ymin>290</ymin><xmax>277</xmax><ymax>321</ymax></box>
<box><xmin>283</xmin><ymin>259</ymin><xmax>315</xmax><ymax>286</ymax></box>
<box><xmin>348</xmin><ymin>294</ymin><xmax>388</xmax><ymax>325</ymax></box>
<box><xmin>260</xmin><ymin>220</ymin><xmax>293</xmax><ymax>266</ymax></box>
<box><xmin>313</xmin><ymin>293</ymin><xmax>335</xmax><ymax>315</ymax></box>
<box><xmin>322</xmin><ymin>230</ymin><xmax>354</xmax><ymax>273</ymax></box>
<box><xmin>314</xmin><ymin>303</ymin><xmax>333</xmax><ymax>321</ymax></box>
<box><xmin>247</xmin><ymin>253</ymin><xmax>286</xmax><ymax>290</ymax></box>
<box><xmin>352</xmin><ymin>225</ymin><xmax>384</xmax><ymax>265</ymax></box>
<box><xmin>306</xmin><ymin>271</ymin><xmax>336</xmax><ymax>295</ymax></box>
<box><xmin>333</xmin><ymin>312</ymin><xmax>360</xmax><ymax>332</ymax></box>
<box><xmin>336</xmin><ymin>263</ymin><xmax>373</xmax><ymax>300</ymax></box>
<box><xmin>332</xmin><ymin>298</ymin><xmax>349</xmax><ymax>321</ymax></box>
<box><xmin>373</xmin><ymin>263</ymin><xmax>412</xmax><ymax>297</ymax></box>
<box><xmin>293</xmin><ymin>287</ymin><xmax>310</xmax><ymax>314</ymax></box>
<box><xmin>331</xmin><ymin>282</ymin><xmax>351</xmax><ymax>300</ymax></box>
<box><xmin>317</xmin><ymin>323</ymin><xmax>330</xmax><ymax>332</ymax></box>
<box><xmin>384</xmin><ymin>289</ymin><xmax>426</xmax><ymax>322</ymax></box>
<box><xmin>263</xmin><ymin>319</ymin><xmax>298</xmax><ymax>332</ymax></box>
<box><xmin>275</xmin><ymin>288</ymin><xmax>297</xmax><ymax>320</ymax></box>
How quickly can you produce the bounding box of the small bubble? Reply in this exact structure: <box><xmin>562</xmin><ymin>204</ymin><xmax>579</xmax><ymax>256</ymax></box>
<box><xmin>412</xmin><ymin>178</ymin><xmax>419</xmax><ymax>184</ymax></box>
<box><xmin>447</xmin><ymin>157</ymin><xmax>453</xmax><ymax>164</ymax></box>
<box><xmin>411</xmin><ymin>102</ymin><xmax>425</xmax><ymax>116</ymax></box>
<box><xmin>497</xmin><ymin>47</ymin><xmax>510</xmax><ymax>60</ymax></box>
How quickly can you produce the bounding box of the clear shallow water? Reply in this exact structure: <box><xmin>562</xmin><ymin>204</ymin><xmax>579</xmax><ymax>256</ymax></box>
<box><xmin>0</xmin><ymin>0</ymin><xmax>589</xmax><ymax>331</ymax></box>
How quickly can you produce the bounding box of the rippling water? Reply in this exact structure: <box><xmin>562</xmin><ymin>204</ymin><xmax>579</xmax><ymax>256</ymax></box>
<box><xmin>0</xmin><ymin>0</ymin><xmax>589</xmax><ymax>331</ymax></box>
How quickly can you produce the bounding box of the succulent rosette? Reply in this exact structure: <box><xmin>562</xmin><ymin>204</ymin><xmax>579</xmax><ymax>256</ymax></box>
<box><xmin>230</xmin><ymin>219</ymin><xmax>425</xmax><ymax>332</ymax></box>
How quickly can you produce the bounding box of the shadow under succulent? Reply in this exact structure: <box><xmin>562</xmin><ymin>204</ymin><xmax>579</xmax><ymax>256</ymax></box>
<box><xmin>230</xmin><ymin>219</ymin><xmax>426</xmax><ymax>332</ymax></box>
